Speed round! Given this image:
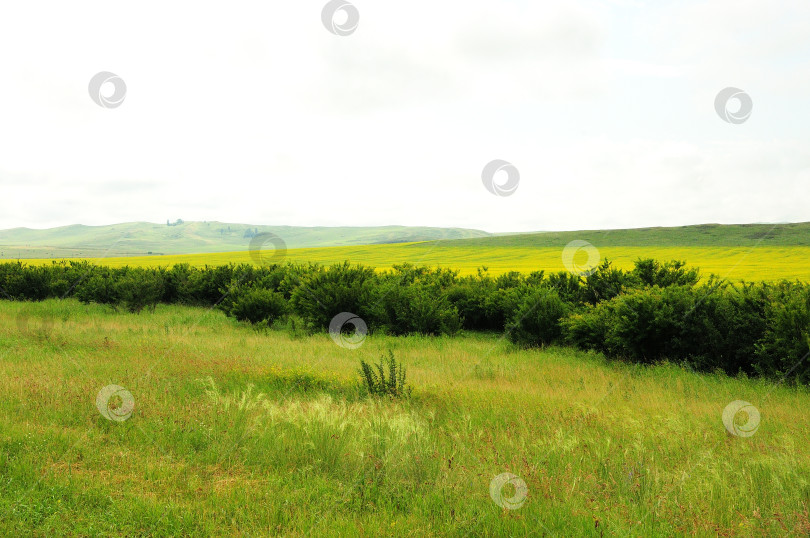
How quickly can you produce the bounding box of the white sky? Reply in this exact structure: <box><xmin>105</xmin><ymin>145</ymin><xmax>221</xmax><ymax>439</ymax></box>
<box><xmin>1</xmin><ymin>0</ymin><xmax>809</xmax><ymax>233</ymax></box>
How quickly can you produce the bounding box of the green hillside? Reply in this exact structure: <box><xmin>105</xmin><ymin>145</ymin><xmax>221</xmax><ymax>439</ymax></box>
<box><xmin>0</xmin><ymin>221</ymin><xmax>490</xmax><ymax>259</ymax></box>
<box><xmin>448</xmin><ymin>222</ymin><xmax>810</xmax><ymax>249</ymax></box>
<box><xmin>3</xmin><ymin>221</ymin><xmax>809</xmax><ymax>262</ymax></box>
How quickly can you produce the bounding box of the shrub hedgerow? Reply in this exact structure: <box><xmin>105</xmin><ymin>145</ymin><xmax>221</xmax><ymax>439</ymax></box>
<box><xmin>2</xmin><ymin>257</ymin><xmax>810</xmax><ymax>382</ymax></box>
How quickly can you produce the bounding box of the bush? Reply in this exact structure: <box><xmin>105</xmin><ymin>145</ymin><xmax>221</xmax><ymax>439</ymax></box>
<box><xmin>115</xmin><ymin>268</ymin><xmax>165</xmax><ymax>313</ymax></box>
<box><xmin>291</xmin><ymin>262</ymin><xmax>377</xmax><ymax>330</ymax></box>
<box><xmin>372</xmin><ymin>281</ymin><xmax>460</xmax><ymax>335</ymax></box>
<box><xmin>43</xmin><ymin>261</ymin><xmax>76</xmax><ymax>298</ymax></box>
<box><xmin>582</xmin><ymin>259</ymin><xmax>639</xmax><ymax>305</ymax></box>
<box><xmin>632</xmin><ymin>258</ymin><xmax>700</xmax><ymax>288</ymax></box>
<box><xmin>563</xmin><ymin>302</ymin><xmax>616</xmax><ymax>352</ymax></box>
<box><xmin>754</xmin><ymin>282</ymin><xmax>810</xmax><ymax>382</ymax></box>
<box><xmin>0</xmin><ymin>262</ymin><xmax>51</xmax><ymax>301</ymax></box>
<box><xmin>563</xmin><ymin>282</ymin><xmax>772</xmax><ymax>375</ymax></box>
<box><xmin>545</xmin><ymin>271</ymin><xmax>584</xmax><ymax>306</ymax></box>
<box><xmin>74</xmin><ymin>269</ymin><xmax>119</xmax><ymax>306</ymax></box>
<box><xmin>507</xmin><ymin>288</ymin><xmax>570</xmax><ymax>347</ymax></box>
<box><xmin>161</xmin><ymin>263</ymin><xmax>193</xmax><ymax>304</ymax></box>
<box><xmin>606</xmin><ymin>285</ymin><xmax>701</xmax><ymax>364</ymax></box>
<box><xmin>447</xmin><ymin>269</ymin><xmax>536</xmax><ymax>332</ymax></box>
<box><xmin>226</xmin><ymin>287</ymin><xmax>288</xmax><ymax>325</ymax></box>
<box><xmin>687</xmin><ymin>282</ymin><xmax>769</xmax><ymax>375</ymax></box>
<box><xmin>446</xmin><ymin>278</ymin><xmax>496</xmax><ymax>331</ymax></box>
<box><xmin>182</xmin><ymin>264</ymin><xmax>239</xmax><ymax>306</ymax></box>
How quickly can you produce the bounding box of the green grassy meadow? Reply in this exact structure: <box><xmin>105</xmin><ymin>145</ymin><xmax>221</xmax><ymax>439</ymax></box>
<box><xmin>2</xmin><ymin>299</ymin><xmax>809</xmax><ymax>536</ymax></box>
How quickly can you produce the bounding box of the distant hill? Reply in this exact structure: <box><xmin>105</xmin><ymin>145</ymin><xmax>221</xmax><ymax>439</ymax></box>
<box><xmin>0</xmin><ymin>221</ymin><xmax>491</xmax><ymax>259</ymax></box>
<box><xmin>436</xmin><ymin>222</ymin><xmax>810</xmax><ymax>249</ymax></box>
<box><xmin>1</xmin><ymin>221</ymin><xmax>808</xmax><ymax>261</ymax></box>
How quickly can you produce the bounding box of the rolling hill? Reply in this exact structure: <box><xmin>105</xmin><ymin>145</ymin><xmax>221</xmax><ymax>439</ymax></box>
<box><xmin>442</xmin><ymin>222</ymin><xmax>810</xmax><ymax>248</ymax></box>
<box><xmin>0</xmin><ymin>221</ymin><xmax>490</xmax><ymax>259</ymax></box>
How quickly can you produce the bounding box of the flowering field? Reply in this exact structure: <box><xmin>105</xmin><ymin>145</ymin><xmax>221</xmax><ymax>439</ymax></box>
<box><xmin>20</xmin><ymin>244</ymin><xmax>810</xmax><ymax>282</ymax></box>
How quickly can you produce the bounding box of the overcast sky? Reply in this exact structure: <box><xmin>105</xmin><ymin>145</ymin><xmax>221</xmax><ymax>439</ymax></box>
<box><xmin>1</xmin><ymin>0</ymin><xmax>808</xmax><ymax>233</ymax></box>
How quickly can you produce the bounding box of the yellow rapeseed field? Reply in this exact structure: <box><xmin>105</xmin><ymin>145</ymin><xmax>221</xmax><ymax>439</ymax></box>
<box><xmin>19</xmin><ymin>243</ymin><xmax>810</xmax><ymax>282</ymax></box>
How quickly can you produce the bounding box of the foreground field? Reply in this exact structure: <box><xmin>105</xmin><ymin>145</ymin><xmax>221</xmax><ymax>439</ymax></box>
<box><xmin>18</xmin><ymin>244</ymin><xmax>810</xmax><ymax>283</ymax></box>
<box><xmin>1</xmin><ymin>300</ymin><xmax>809</xmax><ymax>536</ymax></box>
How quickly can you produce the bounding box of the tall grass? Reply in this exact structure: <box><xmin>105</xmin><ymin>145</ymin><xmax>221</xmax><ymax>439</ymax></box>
<box><xmin>1</xmin><ymin>299</ymin><xmax>809</xmax><ymax>535</ymax></box>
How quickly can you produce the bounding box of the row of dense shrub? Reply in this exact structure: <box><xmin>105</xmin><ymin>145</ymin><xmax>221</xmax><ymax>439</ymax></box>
<box><xmin>0</xmin><ymin>258</ymin><xmax>808</xmax><ymax>382</ymax></box>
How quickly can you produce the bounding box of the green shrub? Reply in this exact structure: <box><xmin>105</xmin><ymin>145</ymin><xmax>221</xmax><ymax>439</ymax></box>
<box><xmin>507</xmin><ymin>288</ymin><xmax>570</xmax><ymax>347</ymax></box>
<box><xmin>291</xmin><ymin>262</ymin><xmax>377</xmax><ymax>330</ymax></box>
<box><xmin>688</xmin><ymin>282</ymin><xmax>769</xmax><ymax>375</ymax></box>
<box><xmin>563</xmin><ymin>283</ymin><xmax>772</xmax><ymax>375</ymax></box>
<box><xmin>358</xmin><ymin>351</ymin><xmax>411</xmax><ymax>398</ymax></box>
<box><xmin>582</xmin><ymin>259</ymin><xmax>640</xmax><ymax>305</ymax></box>
<box><xmin>446</xmin><ymin>278</ymin><xmax>496</xmax><ymax>331</ymax></box>
<box><xmin>43</xmin><ymin>262</ymin><xmax>74</xmax><ymax>298</ymax></box>
<box><xmin>605</xmin><ymin>286</ymin><xmax>699</xmax><ymax>364</ymax></box>
<box><xmin>372</xmin><ymin>281</ymin><xmax>461</xmax><ymax>336</ymax></box>
<box><xmin>182</xmin><ymin>264</ymin><xmax>239</xmax><ymax>305</ymax></box>
<box><xmin>0</xmin><ymin>262</ymin><xmax>51</xmax><ymax>301</ymax></box>
<box><xmin>115</xmin><ymin>268</ymin><xmax>165</xmax><ymax>313</ymax></box>
<box><xmin>563</xmin><ymin>302</ymin><xmax>617</xmax><ymax>352</ymax></box>
<box><xmin>754</xmin><ymin>282</ymin><xmax>810</xmax><ymax>382</ymax></box>
<box><xmin>545</xmin><ymin>271</ymin><xmax>585</xmax><ymax>305</ymax></box>
<box><xmin>74</xmin><ymin>269</ymin><xmax>119</xmax><ymax>306</ymax></box>
<box><xmin>447</xmin><ymin>270</ymin><xmax>535</xmax><ymax>332</ymax></box>
<box><xmin>226</xmin><ymin>287</ymin><xmax>288</xmax><ymax>325</ymax></box>
<box><xmin>632</xmin><ymin>258</ymin><xmax>700</xmax><ymax>288</ymax></box>
<box><xmin>161</xmin><ymin>263</ymin><xmax>193</xmax><ymax>304</ymax></box>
